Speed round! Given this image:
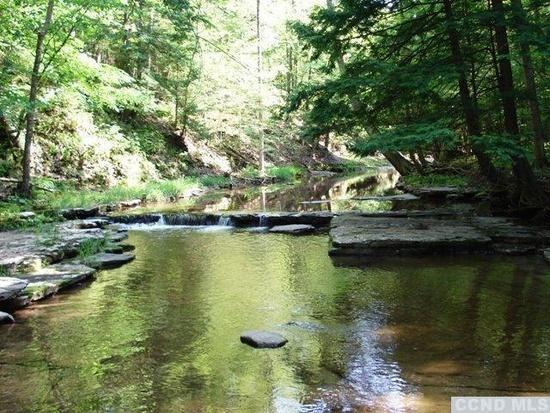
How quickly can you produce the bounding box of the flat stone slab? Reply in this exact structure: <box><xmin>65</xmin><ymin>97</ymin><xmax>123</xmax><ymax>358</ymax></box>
<box><xmin>352</xmin><ymin>194</ymin><xmax>420</xmax><ymax>202</ymax></box>
<box><xmin>269</xmin><ymin>224</ymin><xmax>316</xmax><ymax>235</ymax></box>
<box><xmin>0</xmin><ymin>311</ymin><xmax>15</xmax><ymax>324</ymax></box>
<box><xmin>85</xmin><ymin>253</ymin><xmax>135</xmax><ymax>269</ymax></box>
<box><xmin>107</xmin><ymin>231</ymin><xmax>129</xmax><ymax>243</ymax></box>
<box><xmin>330</xmin><ymin>215</ymin><xmax>492</xmax><ymax>256</ymax></box>
<box><xmin>18</xmin><ymin>264</ymin><xmax>96</xmax><ymax>300</ymax></box>
<box><xmin>0</xmin><ymin>277</ymin><xmax>29</xmax><ymax>301</ymax></box>
<box><xmin>0</xmin><ymin>227</ymin><xmax>106</xmax><ymax>272</ymax></box>
<box><xmin>240</xmin><ymin>331</ymin><xmax>288</xmax><ymax>349</ymax></box>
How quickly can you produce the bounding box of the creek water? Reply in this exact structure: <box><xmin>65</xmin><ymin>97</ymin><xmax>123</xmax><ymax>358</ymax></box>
<box><xmin>1</xmin><ymin>172</ymin><xmax>549</xmax><ymax>413</ymax></box>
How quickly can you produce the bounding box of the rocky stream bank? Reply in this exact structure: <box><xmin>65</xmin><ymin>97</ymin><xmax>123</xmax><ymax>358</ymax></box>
<box><xmin>2</xmin><ymin>187</ymin><xmax>550</xmax><ymax>324</ymax></box>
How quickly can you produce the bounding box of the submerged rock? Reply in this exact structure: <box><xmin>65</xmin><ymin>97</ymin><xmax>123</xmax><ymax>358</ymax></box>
<box><xmin>240</xmin><ymin>331</ymin><xmax>288</xmax><ymax>348</ymax></box>
<box><xmin>0</xmin><ymin>277</ymin><xmax>29</xmax><ymax>302</ymax></box>
<box><xmin>0</xmin><ymin>311</ymin><xmax>15</xmax><ymax>324</ymax></box>
<box><xmin>85</xmin><ymin>253</ymin><xmax>135</xmax><ymax>269</ymax></box>
<box><xmin>269</xmin><ymin>224</ymin><xmax>316</xmax><ymax>235</ymax></box>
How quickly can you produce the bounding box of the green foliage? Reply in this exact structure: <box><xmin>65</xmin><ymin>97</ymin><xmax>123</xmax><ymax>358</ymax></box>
<box><xmin>266</xmin><ymin>166</ymin><xmax>304</xmax><ymax>182</ymax></box>
<box><xmin>0</xmin><ymin>266</ymin><xmax>9</xmax><ymax>277</ymax></box>
<box><xmin>78</xmin><ymin>238</ymin><xmax>108</xmax><ymax>259</ymax></box>
<box><xmin>404</xmin><ymin>174</ymin><xmax>469</xmax><ymax>189</ymax></box>
<box><xmin>351</xmin><ymin>123</ymin><xmax>458</xmax><ymax>157</ymax></box>
<box><xmin>42</xmin><ymin>176</ymin><xmax>227</xmax><ymax>210</ymax></box>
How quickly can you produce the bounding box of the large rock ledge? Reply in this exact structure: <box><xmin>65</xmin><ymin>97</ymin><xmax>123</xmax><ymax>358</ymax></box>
<box><xmin>0</xmin><ymin>221</ymin><xmax>136</xmax><ymax>320</ymax></box>
<box><xmin>329</xmin><ymin>214</ymin><xmax>549</xmax><ymax>257</ymax></box>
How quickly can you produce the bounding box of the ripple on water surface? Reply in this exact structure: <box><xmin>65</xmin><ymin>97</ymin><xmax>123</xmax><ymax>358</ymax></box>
<box><xmin>1</xmin><ymin>230</ymin><xmax>550</xmax><ymax>413</ymax></box>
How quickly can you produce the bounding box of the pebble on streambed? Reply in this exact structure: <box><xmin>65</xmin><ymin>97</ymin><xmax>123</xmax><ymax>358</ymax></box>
<box><xmin>240</xmin><ymin>331</ymin><xmax>288</xmax><ymax>349</ymax></box>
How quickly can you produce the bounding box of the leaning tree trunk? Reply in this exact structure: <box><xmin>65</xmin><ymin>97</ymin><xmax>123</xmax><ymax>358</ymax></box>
<box><xmin>442</xmin><ymin>0</ymin><xmax>498</xmax><ymax>182</ymax></box>
<box><xmin>510</xmin><ymin>0</ymin><xmax>546</xmax><ymax>168</ymax></box>
<box><xmin>21</xmin><ymin>0</ymin><xmax>55</xmax><ymax>197</ymax></box>
<box><xmin>491</xmin><ymin>0</ymin><xmax>547</xmax><ymax>206</ymax></box>
<box><xmin>383</xmin><ymin>152</ymin><xmax>416</xmax><ymax>176</ymax></box>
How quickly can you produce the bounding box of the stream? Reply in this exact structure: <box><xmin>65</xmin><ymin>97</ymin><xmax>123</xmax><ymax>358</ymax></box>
<box><xmin>1</xmin><ymin>171</ymin><xmax>549</xmax><ymax>413</ymax></box>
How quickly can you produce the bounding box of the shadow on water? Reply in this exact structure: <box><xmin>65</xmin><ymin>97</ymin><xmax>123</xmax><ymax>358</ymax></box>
<box><xmin>1</xmin><ymin>232</ymin><xmax>549</xmax><ymax>413</ymax></box>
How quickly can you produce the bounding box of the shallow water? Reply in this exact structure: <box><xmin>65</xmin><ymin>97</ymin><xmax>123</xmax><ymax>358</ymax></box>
<box><xmin>1</xmin><ymin>229</ymin><xmax>549</xmax><ymax>413</ymax></box>
<box><xmin>127</xmin><ymin>170</ymin><xmax>402</xmax><ymax>215</ymax></box>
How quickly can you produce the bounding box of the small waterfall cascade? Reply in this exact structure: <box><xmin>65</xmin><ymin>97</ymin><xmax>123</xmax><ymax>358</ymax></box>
<box><xmin>217</xmin><ymin>216</ymin><xmax>232</xmax><ymax>226</ymax></box>
<box><xmin>258</xmin><ymin>214</ymin><xmax>268</xmax><ymax>227</ymax></box>
<box><xmin>161</xmin><ymin>213</ymin><xmax>233</xmax><ymax>227</ymax></box>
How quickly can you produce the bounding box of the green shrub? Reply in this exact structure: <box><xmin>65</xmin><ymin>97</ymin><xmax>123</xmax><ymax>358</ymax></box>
<box><xmin>404</xmin><ymin>173</ymin><xmax>469</xmax><ymax>188</ymax></box>
<box><xmin>78</xmin><ymin>238</ymin><xmax>109</xmax><ymax>259</ymax></box>
<box><xmin>267</xmin><ymin>166</ymin><xmax>304</xmax><ymax>182</ymax></box>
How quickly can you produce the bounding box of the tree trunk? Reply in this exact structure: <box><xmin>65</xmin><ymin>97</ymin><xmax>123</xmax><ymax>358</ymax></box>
<box><xmin>510</xmin><ymin>0</ymin><xmax>546</xmax><ymax>168</ymax></box>
<box><xmin>383</xmin><ymin>152</ymin><xmax>416</xmax><ymax>176</ymax></box>
<box><xmin>442</xmin><ymin>0</ymin><xmax>498</xmax><ymax>182</ymax></box>
<box><xmin>21</xmin><ymin>0</ymin><xmax>55</xmax><ymax>197</ymax></box>
<box><xmin>257</xmin><ymin>0</ymin><xmax>265</xmax><ymax>176</ymax></box>
<box><xmin>491</xmin><ymin>0</ymin><xmax>547</xmax><ymax>205</ymax></box>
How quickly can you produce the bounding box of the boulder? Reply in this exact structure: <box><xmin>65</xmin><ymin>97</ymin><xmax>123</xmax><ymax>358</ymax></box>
<box><xmin>18</xmin><ymin>211</ymin><xmax>36</xmax><ymax>219</ymax></box>
<box><xmin>0</xmin><ymin>311</ymin><xmax>15</xmax><ymax>324</ymax></box>
<box><xmin>119</xmin><ymin>199</ymin><xmax>142</xmax><ymax>209</ymax></box>
<box><xmin>85</xmin><ymin>253</ymin><xmax>135</xmax><ymax>269</ymax></box>
<box><xmin>61</xmin><ymin>207</ymin><xmax>100</xmax><ymax>220</ymax></box>
<box><xmin>240</xmin><ymin>331</ymin><xmax>288</xmax><ymax>349</ymax></box>
<box><xmin>0</xmin><ymin>277</ymin><xmax>29</xmax><ymax>302</ymax></box>
<box><xmin>269</xmin><ymin>224</ymin><xmax>316</xmax><ymax>235</ymax></box>
<box><xmin>544</xmin><ymin>250</ymin><xmax>550</xmax><ymax>265</ymax></box>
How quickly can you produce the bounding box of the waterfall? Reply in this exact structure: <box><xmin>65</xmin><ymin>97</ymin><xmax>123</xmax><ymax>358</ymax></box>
<box><xmin>217</xmin><ymin>216</ymin><xmax>232</xmax><ymax>226</ymax></box>
<box><xmin>161</xmin><ymin>214</ymin><xmax>233</xmax><ymax>227</ymax></box>
<box><xmin>258</xmin><ymin>214</ymin><xmax>268</xmax><ymax>227</ymax></box>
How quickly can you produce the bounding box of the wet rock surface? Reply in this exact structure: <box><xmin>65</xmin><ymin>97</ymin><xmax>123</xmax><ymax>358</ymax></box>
<box><xmin>330</xmin><ymin>215</ymin><xmax>492</xmax><ymax>256</ymax></box>
<box><xmin>330</xmin><ymin>214</ymin><xmax>549</xmax><ymax>257</ymax></box>
<box><xmin>240</xmin><ymin>331</ymin><xmax>288</xmax><ymax>349</ymax></box>
<box><xmin>269</xmin><ymin>224</ymin><xmax>316</xmax><ymax>235</ymax></box>
<box><xmin>0</xmin><ymin>311</ymin><xmax>15</xmax><ymax>324</ymax></box>
<box><xmin>18</xmin><ymin>264</ymin><xmax>97</xmax><ymax>301</ymax></box>
<box><xmin>85</xmin><ymin>253</ymin><xmax>135</xmax><ymax>269</ymax></box>
<box><xmin>0</xmin><ymin>278</ymin><xmax>29</xmax><ymax>301</ymax></box>
<box><xmin>544</xmin><ymin>249</ymin><xmax>550</xmax><ymax>264</ymax></box>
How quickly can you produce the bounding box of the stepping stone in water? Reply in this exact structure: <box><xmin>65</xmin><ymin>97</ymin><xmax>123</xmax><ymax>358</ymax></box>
<box><xmin>0</xmin><ymin>311</ymin><xmax>15</xmax><ymax>324</ymax></box>
<box><xmin>86</xmin><ymin>253</ymin><xmax>135</xmax><ymax>269</ymax></box>
<box><xmin>269</xmin><ymin>224</ymin><xmax>315</xmax><ymax>235</ymax></box>
<box><xmin>240</xmin><ymin>331</ymin><xmax>288</xmax><ymax>349</ymax></box>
